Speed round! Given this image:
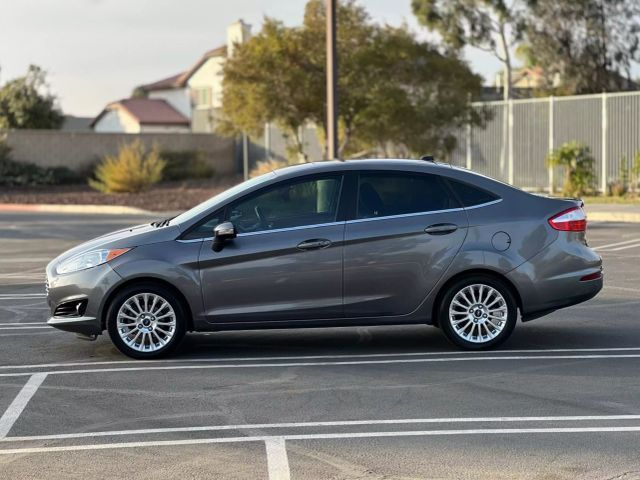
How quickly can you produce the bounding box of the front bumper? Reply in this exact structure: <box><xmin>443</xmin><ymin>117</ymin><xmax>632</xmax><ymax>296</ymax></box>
<box><xmin>46</xmin><ymin>262</ymin><xmax>122</xmax><ymax>336</ymax></box>
<box><xmin>47</xmin><ymin>315</ymin><xmax>102</xmax><ymax>336</ymax></box>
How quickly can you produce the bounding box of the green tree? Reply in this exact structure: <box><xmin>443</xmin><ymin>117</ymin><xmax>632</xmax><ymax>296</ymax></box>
<box><xmin>217</xmin><ymin>18</ymin><xmax>320</xmax><ymax>161</ymax></box>
<box><xmin>219</xmin><ymin>0</ymin><xmax>483</xmax><ymax>160</ymax></box>
<box><xmin>0</xmin><ymin>65</ymin><xmax>63</xmax><ymax>129</ymax></box>
<box><xmin>353</xmin><ymin>25</ymin><xmax>486</xmax><ymax>158</ymax></box>
<box><xmin>411</xmin><ymin>0</ymin><xmax>524</xmax><ymax>101</ymax></box>
<box><xmin>523</xmin><ymin>0</ymin><xmax>640</xmax><ymax>95</ymax></box>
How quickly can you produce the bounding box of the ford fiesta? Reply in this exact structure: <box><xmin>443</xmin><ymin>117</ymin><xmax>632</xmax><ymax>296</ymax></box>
<box><xmin>46</xmin><ymin>159</ymin><xmax>603</xmax><ymax>358</ymax></box>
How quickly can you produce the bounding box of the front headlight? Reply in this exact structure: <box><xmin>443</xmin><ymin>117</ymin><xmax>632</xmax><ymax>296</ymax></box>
<box><xmin>55</xmin><ymin>248</ymin><xmax>131</xmax><ymax>275</ymax></box>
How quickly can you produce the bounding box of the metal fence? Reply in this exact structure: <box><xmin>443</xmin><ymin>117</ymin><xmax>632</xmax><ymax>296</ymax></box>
<box><xmin>449</xmin><ymin>91</ymin><xmax>640</xmax><ymax>192</ymax></box>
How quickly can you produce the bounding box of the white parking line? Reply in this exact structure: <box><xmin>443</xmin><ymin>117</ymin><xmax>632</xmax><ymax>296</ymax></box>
<box><xmin>606</xmin><ymin>242</ymin><xmax>640</xmax><ymax>252</ymax></box>
<box><xmin>0</xmin><ymin>332</ymin><xmax>56</xmax><ymax>338</ymax></box>
<box><xmin>1</xmin><ymin>353</ymin><xmax>640</xmax><ymax>378</ymax></box>
<box><xmin>265</xmin><ymin>438</ymin><xmax>290</xmax><ymax>480</ymax></box>
<box><xmin>5</xmin><ymin>414</ymin><xmax>640</xmax><ymax>443</ymax></box>
<box><xmin>604</xmin><ymin>285</ymin><xmax>640</xmax><ymax>294</ymax></box>
<box><xmin>0</xmin><ymin>323</ymin><xmax>46</xmax><ymax>326</ymax></box>
<box><xmin>3</xmin><ymin>346</ymin><xmax>640</xmax><ymax>371</ymax></box>
<box><xmin>0</xmin><ymin>296</ymin><xmax>46</xmax><ymax>302</ymax></box>
<box><xmin>593</xmin><ymin>238</ymin><xmax>640</xmax><ymax>250</ymax></box>
<box><xmin>2</xmin><ymin>426</ymin><xmax>640</xmax><ymax>456</ymax></box>
<box><xmin>0</xmin><ymin>258</ymin><xmax>50</xmax><ymax>264</ymax></box>
<box><xmin>0</xmin><ymin>373</ymin><xmax>47</xmax><ymax>439</ymax></box>
<box><xmin>0</xmin><ymin>293</ymin><xmax>47</xmax><ymax>300</ymax></box>
<box><xmin>0</xmin><ymin>326</ymin><xmax>50</xmax><ymax>331</ymax></box>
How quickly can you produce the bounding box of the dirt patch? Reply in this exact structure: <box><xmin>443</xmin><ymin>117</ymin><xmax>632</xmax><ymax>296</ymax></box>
<box><xmin>0</xmin><ymin>178</ymin><xmax>242</xmax><ymax>212</ymax></box>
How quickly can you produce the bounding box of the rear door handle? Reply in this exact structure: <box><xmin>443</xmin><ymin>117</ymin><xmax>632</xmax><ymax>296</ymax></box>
<box><xmin>424</xmin><ymin>223</ymin><xmax>458</xmax><ymax>235</ymax></box>
<box><xmin>297</xmin><ymin>238</ymin><xmax>332</xmax><ymax>250</ymax></box>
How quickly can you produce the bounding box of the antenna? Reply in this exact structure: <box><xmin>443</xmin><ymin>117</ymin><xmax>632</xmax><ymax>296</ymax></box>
<box><xmin>420</xmin><ymin>155</ymin><xmax>435</xmax><ymax>162</ymax></box>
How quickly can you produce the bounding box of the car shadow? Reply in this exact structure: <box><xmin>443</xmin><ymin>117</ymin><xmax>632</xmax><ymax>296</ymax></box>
<box><xmin>168</xmin><ymin>296</ymin><xmax>640</xmax><ymax>360</ymax></box>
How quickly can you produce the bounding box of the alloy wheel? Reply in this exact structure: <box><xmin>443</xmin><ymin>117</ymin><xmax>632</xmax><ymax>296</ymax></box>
<box><xmin>448</xmin><ymin>284</ymin><xmax>508</xmax><ymax>344</ymax></box>
<box><xmin>116</xmin><ymin>293</ymin><xmax>177</xmax><ymax>353</ymax></box>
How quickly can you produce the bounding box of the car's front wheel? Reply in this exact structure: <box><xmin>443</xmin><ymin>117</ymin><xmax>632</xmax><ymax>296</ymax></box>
<box><xmin>106</xmin><ymin>284</ymin><xmax>186</xmax><ymax>359</ymax></box>
<box><xmin>439</xmin><ymin>275</ymin><xmax>517</xmax><ymax>350</ymax></box>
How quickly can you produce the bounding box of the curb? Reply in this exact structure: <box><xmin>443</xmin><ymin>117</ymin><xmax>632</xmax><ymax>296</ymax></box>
<box><xmin>0</xmin><ymin>203</ymin><xmax>156</xmax><ymax>216</ymax></box>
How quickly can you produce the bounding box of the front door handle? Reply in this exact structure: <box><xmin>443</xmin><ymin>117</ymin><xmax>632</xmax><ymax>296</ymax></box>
<box><xmin>297</xmin><ymin>239</ymin><xmax>332</xmax><ymax>251</ymax></box>
<box><xmin>424</xmin><ymin>223</ymin><xmax>458</xmax><ymax>235</ymax></box>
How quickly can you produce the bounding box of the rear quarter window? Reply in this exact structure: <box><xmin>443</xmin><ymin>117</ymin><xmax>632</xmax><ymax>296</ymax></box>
<box><xmin>446</xmin><ymin>178</ymin><xmax>500</xmax><ymax>207</ymax></box>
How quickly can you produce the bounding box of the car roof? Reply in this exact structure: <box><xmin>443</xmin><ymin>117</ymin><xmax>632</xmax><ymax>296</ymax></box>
<box><xmin>272</xmin><ymin>159</ymin><xmax>452</xmax><ymax>178</ymax></box>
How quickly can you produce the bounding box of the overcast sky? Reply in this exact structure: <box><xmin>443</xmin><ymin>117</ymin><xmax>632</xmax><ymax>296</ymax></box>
<box><xmin>0</xmin><ymin>0</ymin><xmax>504</xmax><ymax>116</ymax></box>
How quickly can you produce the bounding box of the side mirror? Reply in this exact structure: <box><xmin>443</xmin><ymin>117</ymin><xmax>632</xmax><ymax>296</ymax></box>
<box><xmin>212</xmin><ymin>222</ymin><xmax>237</xmax><ymax>252</ymax></box>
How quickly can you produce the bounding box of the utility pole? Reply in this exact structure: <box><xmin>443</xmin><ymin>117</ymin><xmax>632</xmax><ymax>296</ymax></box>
<box><xmin>326</xmin><ymin>0</ymin><xmax>339</xmax><ymax>160</ymax></box>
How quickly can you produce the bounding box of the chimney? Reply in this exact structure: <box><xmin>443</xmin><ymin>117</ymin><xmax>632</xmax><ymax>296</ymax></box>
<box><xmin>227</xmin><ymin>19</ymin><xmax>252</xmax><ymax>58</ymax></box>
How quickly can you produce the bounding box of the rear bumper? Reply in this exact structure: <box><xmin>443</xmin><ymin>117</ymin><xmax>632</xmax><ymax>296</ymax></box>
<box><xmin>520</xmin><ymin>275</ymin><xmax>603</xmax><ymax>321</ymax></box>
<box><xmin>506</xmin><ymin>236</ymin><xmax>603</xmax><ymax>320</ymax></box>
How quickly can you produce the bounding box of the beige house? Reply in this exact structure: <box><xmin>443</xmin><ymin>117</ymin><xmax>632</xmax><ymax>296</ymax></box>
<box><xmin>92</xmin><ymin>20</ymin><xmax>251</xmax><ymax>133</ymax></box>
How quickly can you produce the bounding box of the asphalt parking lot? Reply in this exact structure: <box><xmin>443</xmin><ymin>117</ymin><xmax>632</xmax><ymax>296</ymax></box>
<box><xmin>1</xmin><ymin>211</ymin><xmax>639</xmax><ymax>479</ymax></box>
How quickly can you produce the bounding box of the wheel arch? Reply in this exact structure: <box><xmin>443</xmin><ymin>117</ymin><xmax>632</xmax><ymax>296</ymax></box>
<box><xmin>430</xmin><ymin>268</ymin><xmax>523</xmax><ymax>327</ymax></box>
<box><xmin>100</xmin><ymin>277</ymin><xmax>195</xmax><ymax>332</ymax></box>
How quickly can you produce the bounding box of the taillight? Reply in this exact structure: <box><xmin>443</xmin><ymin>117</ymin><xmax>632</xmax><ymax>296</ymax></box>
<box><xmin>548</xmin><ymin>206</ymin><xmax>587</xmax><ymax>232</ymax></box>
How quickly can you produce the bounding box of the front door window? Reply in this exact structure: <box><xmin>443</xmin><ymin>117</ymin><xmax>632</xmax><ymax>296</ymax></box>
<box><xmin>230</xmin><ymin>176</ymin><xmax>342</xmax><ymax>234</ymax></box>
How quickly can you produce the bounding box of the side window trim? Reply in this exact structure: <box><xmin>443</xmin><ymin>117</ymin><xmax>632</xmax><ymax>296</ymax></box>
<box><xmin>347</xmin><ymin>206</ymin><xmax>465</xmax><ymax>224</ymax></box>
<box><xmin>463</xmin><ymin>198</ymin><xmax>503</xmax><ymax>210</ymax></box>
<box><xmin>236</xmin><ymin>220</ymin><xmax>346</xmax><ymax>237</ymax></box>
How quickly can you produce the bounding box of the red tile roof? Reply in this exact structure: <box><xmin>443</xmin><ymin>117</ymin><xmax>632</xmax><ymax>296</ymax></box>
<box><xmin>140</xmin><ymin>72</ymin><xmax>185</xmax><ymax>92</ymax></box>
<box><xmin>91</xmin><ymin>98</ymin><xmax>190</xmax><ymax>127</ymax></box>
<box><xmin>140</xmin><ymin>45</ymin><xmax>228</xmax><ymax>92</ymax></box>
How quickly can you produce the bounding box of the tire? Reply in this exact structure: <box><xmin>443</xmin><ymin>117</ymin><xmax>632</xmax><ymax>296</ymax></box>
<box><xmin>106</xmin><ymin>283</ymin><xmax>186</xmax><ymax>359</ymax></box>
<box><xmin>438</xmin><ymin>275</ymin><xmax>517</xmax><ymax>350</ymax></box>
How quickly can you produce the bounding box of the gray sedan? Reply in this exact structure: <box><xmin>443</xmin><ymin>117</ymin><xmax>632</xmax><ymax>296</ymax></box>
<box><xmin>46</xmin><ymin>159</ymin><xmax>603</xmax><ymax>358</ymax></box>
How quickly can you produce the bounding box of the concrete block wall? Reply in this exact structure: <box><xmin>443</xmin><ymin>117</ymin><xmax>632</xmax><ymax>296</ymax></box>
<box><xmin>2</xmin><ymin>130</ymin><xmax>237</xmax><ymax>176</ymax></box>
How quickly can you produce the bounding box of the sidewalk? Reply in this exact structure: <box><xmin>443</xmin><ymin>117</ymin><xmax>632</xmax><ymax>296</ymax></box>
<box><xmin>584</xmin><ymin>203</ymin><xmax>640</xmax><ymax>223</ymax></box>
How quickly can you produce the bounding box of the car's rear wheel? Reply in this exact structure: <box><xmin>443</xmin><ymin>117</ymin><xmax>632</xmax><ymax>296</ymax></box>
<box><xmin>106</xmin><ymin>284</ymin><xmax>186</xmax><ymax>359</ymax></box>
<box><xmin>439</xmin><ymin>275</ymin><xmax>517</xmax><ymax>350</ymax></box>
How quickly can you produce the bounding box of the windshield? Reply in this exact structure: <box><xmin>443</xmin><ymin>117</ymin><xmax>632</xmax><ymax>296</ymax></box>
<box><xmin>171</xmin><ymin>172</ymin><xmax>277</xmax><ymax>226</ymax></box>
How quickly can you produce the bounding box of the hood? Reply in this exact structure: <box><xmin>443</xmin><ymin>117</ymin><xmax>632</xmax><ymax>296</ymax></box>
<box><xmin>50</xmin><ymin>223</ymin><xmax>181</xmax><ymax>267</ymax></box>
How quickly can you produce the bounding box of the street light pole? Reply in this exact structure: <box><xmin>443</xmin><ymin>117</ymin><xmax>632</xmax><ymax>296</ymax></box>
<box><xmin>326</xmin><ymin>0</ymin><xmax>339</xmax><ymax>160</ymax></box>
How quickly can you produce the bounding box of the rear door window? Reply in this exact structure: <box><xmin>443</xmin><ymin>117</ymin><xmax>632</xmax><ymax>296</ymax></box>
<box><xmin>356</xmin><ymin>172</ymin><xmax>459</xmax><ymax>219</ymax></box>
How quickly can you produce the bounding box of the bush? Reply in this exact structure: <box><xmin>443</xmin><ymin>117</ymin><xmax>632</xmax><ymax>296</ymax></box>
<box><xmin>89</xmin><ymin>140</ymin><xmax>165</xmax><ymax>193</ymax></box>
<box><xmin>249</xmin><ymin>159</ymin><xmax>288</xmax><ymax>178</ymax></box>
<box><xmin>161</xmin><ymin>150</ymin><xmax>215</xmax><ymax>181</ymax></box>
<box><xmin>546</xmin><ymin>141</ymin><xmax>595</xmax><ymax>197</ymax></box>
<box><xmin>0</xmin><ymin>137</ymin><xmax>78</xmax><ymax>186</ymax></box>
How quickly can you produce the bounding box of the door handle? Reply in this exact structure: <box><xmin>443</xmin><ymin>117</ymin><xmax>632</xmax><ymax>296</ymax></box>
<box><xmin>297</xmin><ymin>239</ymin><xmax>332</xmax><ymax>250</ymax></box>
<box><xmin>424</xmin><ymin>223</ymin><xmax>458</xmax><ymax>235</ymax></box>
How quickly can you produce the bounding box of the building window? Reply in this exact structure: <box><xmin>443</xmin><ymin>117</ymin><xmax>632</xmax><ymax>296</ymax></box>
<box><xmin>192</xmin><ymin>87</ymin><xmax>212</xmax><ymax>107</ymax></box>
